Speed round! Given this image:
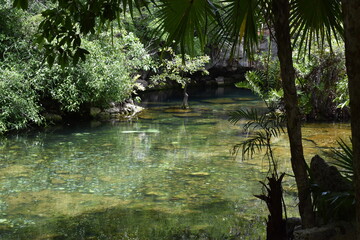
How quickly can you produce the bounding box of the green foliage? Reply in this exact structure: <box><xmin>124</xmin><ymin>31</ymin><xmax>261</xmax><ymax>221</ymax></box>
<box><xmin>0</xmin><ymin>2</ymin><xmax>153</xmax><ymax>133</ymax></box>
<box><xmin>0</xmin><ymin>68</ymin><xmax>42</xmax><ymax>132</ymax></box>
<box><xmin>33</xmin><ymin>31</ymin><xmax>153</xmax><ymax>111</ymax></box>
<box><xmin>332</xmin><ymin>138</ymin><xmax>353</xmax><ymax>181</ymax></box>
<box><xmin>334</xmin><ymin>76</ymin><xmax>349</xmax><ymax>109</ymax></box>
<box><xmin>228</xmin><ymin>108</ymin><xmax>285</xmax><ymax>174</ymax></box>
<box><xmin>237</xmin><ymin>44</ymin><xmax>348</xmax><ymax>120</ymax></box>
<box><xmin>236</xmin><ymin>51</ymin><xmax>283</xmax><ymax>110</ymax></box>
<box><xmin>294</xmin><ymin>44</ymin><xmax>348</xmax><ymax>118</ymax></box>
<box><xmin>290</xmin><ymin>0</ymin><xmax>343</xmax><ymax>56</ymax></box>
<box><xmin>16</xmin><ymin>0</ymin><xmax>152</xmax><ymax>67</ymax></box>
<box><xmin>150</xmin><ymin>48</ymin><xmax>209</xmax><ymax>88</ymax></box>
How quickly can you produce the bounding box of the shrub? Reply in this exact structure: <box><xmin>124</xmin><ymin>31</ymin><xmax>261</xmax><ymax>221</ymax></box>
<box><xmin>0</xmin><ymin>68</ymin><xmax>42</xmax><ymax>132</ymax></box>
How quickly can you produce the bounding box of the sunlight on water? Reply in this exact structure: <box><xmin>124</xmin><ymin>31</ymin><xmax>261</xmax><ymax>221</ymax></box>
<box><xmin>0</xmin><ymin>86</ymin><xmax>351</xmax><ymax>239</ymax></box>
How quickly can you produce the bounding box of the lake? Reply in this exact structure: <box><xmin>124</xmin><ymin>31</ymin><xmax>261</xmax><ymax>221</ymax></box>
<box><xmin>0</xmin><ymin>86</ymin><xmax>351</xmax><ymax>239</ymax></box>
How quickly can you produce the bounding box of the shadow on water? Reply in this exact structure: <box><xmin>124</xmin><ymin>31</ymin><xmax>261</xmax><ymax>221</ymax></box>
<box><xmin>0</xmin><ymin>198</ymin><xmax>264</xmax><ymax>240</ymax></box>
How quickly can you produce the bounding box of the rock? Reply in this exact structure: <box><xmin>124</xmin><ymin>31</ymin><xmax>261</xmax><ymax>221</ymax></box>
<box><xmin>310</xmin><ymin>155</ymin><xmax>352</xmax><ymax>192</ymax></box>
<box><xmin>164</xmin><ymin>108</ymin><xmax>192</xmax><ymax>113</ymax></box>
<box><xmin>201</xmin><ymin>98</ymin><xmax>235</xmax><ymax>104</ymax></box>
<box><xmin>97</xmin><ymin>112</ymin><xmax>111</xmax><ymax>120</ymax></box>
<box><xmin>173</xmin><ymin>113</ymin><xmax>202</xmax><ymax>118</ymax></box>
<box><xmin>293</xmin><ymin>222</ymin><xmax>356</xmax><ymax>240</ymax></box>
<box><xmin>189</xmin><ymin>172</ymin><xmax>210</xmax><ymax>177</ymax></box>
<box><xmin>215</xmin><ymin>76</ymin><xmax>225</xmax><ymax>85</ymax></box>
<box><xmin>105</xmin><ymin>107</ymin><xmax>121</xmax><ymax>114</ymax></box>
<box><xmin>43</xmin><ymin>113</ymin><xmax>62</xmax><ymax>123</ymax></box>
<box><xmin>102</xmin><ymin>101</ymin><xmax>143</xmax><ymax>119</ymax></box>
<box><xmin>286</xmin><ymin>218</ymin><xmax>302</xmax><ymax>238</ymax></box>
<box><xmin>135</xmin><ymin>79</ymin><xmax>148</xmax><ymax>89</ymax></box>
<box><xmin>90</xmin><ymin>107</ymin><xmax>101</xmax><ymax>117</ymax></box>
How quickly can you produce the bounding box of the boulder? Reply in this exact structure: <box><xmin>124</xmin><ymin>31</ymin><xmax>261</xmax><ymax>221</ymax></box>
<box><xmin>310</xmin><ymin>155</ymin><xmax>352</xmax><ymax>192</ymax></box>
<box><xmin>293</xmin><ymin>221</ymin><xmax>356</xmax><ymax>240</ymax></box>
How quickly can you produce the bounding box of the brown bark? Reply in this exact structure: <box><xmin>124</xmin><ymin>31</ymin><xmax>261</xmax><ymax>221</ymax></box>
<box><xmin>342</xmin><ymin>1</ymin><xmax>360</xmax><ymax>238</ymax></box>
<box><xmin>272</xmin><ymin>0</ymin><xmax>315</xmax><ymax>228</ymax></box>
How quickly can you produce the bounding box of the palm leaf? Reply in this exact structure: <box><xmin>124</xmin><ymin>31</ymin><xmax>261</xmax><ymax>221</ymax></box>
<box><xmin>332</xmin><ymin>138</ymin><xmax>353</xmax><ymax>179</ymax></box>
<box><xmin>229</xmin><ymin>108</ymin><xmax>285</xmax><ymax>162</ymax></box>
<box><xmin>153</xmin><ymin>0</ymin><xmax>217</xmax><ymax>56</ymax></box>
<box><xmin>213</xmin><ymin>0</ymin><xmax>260</xmax><ymax>59</ymax></box>
<box><xmin>290</xmin><ymin>0</ymin><xmax>343</xmax><ymax>56</ymax></box>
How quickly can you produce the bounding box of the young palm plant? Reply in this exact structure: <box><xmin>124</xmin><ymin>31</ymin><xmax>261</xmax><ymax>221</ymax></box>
<box><xmin>229</xmin><ymin>108</ymin><xmax>288</xmax><ymax>239</ymax></box>
<box><xmin>228</xmin><ymin>108</ymin><xmax>285</xmax><ymax>176</ymax></box>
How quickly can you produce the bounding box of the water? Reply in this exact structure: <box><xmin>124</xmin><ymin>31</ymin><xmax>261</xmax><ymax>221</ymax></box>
<box><xmin>0</xmin><ymin>86</ymin><xmax>351</xmax><ymax>239</ymax></box>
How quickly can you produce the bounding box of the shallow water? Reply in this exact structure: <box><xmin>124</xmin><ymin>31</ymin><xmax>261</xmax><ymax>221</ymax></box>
<box><xmin>0</xmin><ymin>86</ymin><xmax>351</xmax><ymax>239</ymax></box>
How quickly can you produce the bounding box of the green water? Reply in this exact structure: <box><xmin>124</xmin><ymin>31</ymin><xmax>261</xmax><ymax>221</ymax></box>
<box><xmin>0</xmin><ymin>87</ymin><xmax>351</xmax><ymax>239</ymax></box>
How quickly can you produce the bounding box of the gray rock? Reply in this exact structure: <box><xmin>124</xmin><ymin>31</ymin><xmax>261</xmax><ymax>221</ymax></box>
<box><xmin>43</xmin><ymin>113</ymin><xmax>62</xmax><ymax>123</ymax></box>
<box><xmin>293</xmin><ymin>222</ymin><xmax>356</xmax><ymax>240</ymax></box>
<box><xmin>215</xmin><ymin>76</ymin><xmax>225</xmax><ymax>85</ymax></box>
<box><xmin>310</xmin><ymin>155</ymin><xmax>352</xmax><ymax>192</ymax></box>
<box><xmin>90</xmin><ymin>107</ymin><xmax>101</xmax><ymax>117</ymax></box>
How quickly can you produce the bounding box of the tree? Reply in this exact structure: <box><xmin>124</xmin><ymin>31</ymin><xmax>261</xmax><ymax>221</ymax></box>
<box><xmin>150</xmin><ymin>48</ymin><xmax>209</xmax><ymax>109</ymax></box>
<box><xmin>341</xmin><ymin>1</ymin><xmax>360</xmax><ymax>238</ymax></box>
<box><xmin>271</xmin><ymin>0</ymin><xmax>315</xmax><ymax>227</ymax></box>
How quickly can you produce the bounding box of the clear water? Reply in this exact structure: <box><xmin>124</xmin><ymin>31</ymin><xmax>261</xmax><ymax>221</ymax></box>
<box><xmin>0</xmin><ymin>86</ymin><xmax>351</xmax><ymax>239</ymax></box>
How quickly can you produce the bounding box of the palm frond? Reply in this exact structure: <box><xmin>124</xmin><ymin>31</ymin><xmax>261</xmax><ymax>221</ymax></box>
<box><xmin>290</xmin><ymin>0</ymin><xmax>343</xmax><ymax>57</ymax></box>
<box><xmin>229</xmin><ymin>108</ymin><xmax>285</xmax><ymax>163</ymax></box>
<box><xmin>232</xmin><ymin>131</ymin><xmax>268</xmax><ymax>160</ymax></box>
<box><xmin>214</xmin><ymin>0</ymin><xmax>260</xmax><ymax>58</ymax></box>
<box><xmin>153</xmin><ymin>0</ymin><xmax>217</xmax><ymax>56</ymax></box>
<box><xmin>332</xmin><ymin>138</ymin><xmax>353</xmax><ymax>179</ymax></box>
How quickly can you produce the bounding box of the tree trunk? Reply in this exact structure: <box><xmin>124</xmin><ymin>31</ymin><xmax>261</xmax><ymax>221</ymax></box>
<box><xmin>272</xmin><ymin>0</ymin><xmax>315</xmax><ymax>228</ymax></box>
<box><xmin>182</xmin><ymin>84</ymin><xmax>189</xmax><ymax>109</ymax></box>
<box><xmin>342</xmin><ymin>1</ymin><xmax>360</xmax><ymax>238</ymax></box>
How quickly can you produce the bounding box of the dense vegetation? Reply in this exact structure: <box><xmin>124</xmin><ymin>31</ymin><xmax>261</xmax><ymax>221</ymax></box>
<box><xmin>238</xmin><ymin>43</ymin><xmax>349</xmax><ymax>121</ymax></box>
<box><xmin>0</xmin><ymin>2</ymin><xmax>152</xmax><ymax>132</ymax></box>
<box><xmin>0</xmin><ymin>1</ymin><xmax>209</xmax><ymax>133</ymax></box>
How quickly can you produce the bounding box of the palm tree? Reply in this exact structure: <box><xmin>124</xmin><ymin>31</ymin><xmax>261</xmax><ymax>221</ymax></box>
<box><xmin>342</xmin><ymin>1</ymin><xmax>360</xmax><ymax>237</ymax></box>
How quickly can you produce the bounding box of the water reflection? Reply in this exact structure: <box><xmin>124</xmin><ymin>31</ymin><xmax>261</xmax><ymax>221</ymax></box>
<box><xmin>0</xmin><ymin>86</ymin><xmax>351</xmax><ymax>239</ymax></box>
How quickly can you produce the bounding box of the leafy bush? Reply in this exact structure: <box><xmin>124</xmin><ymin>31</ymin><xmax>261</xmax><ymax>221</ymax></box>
<box><xmin>0</xmin><ymin>68</ymin><xmax>42</xmax><ymax>132</ymax></box>
<box><xmin>237</xmin><ymin>45</ymin><xmax>348</xmax><ymax>120</ymax></box>
<box><xmin>150</xmin><ymin>48</ymin><xmax>209</xmax><ymax>88</ymax></box>
<box><xmin>33</xmin><ymin>31</ymin><xmax>153</xmax><ymax>112</ymax></box>
<box><xmin>0</xmin><ymin>1</ymin><xmax>154</xmax><ymax>133</ymax></box>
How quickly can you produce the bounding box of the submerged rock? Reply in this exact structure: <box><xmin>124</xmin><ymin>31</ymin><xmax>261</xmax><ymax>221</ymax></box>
<box><xmin>173</xmin><ymin>113</ymin><xmax>202</xmax><ymax>118</ymax></box>
<box><xmin>201</xmin><ymin>98</ymin><xmax>235</xmax><ymax>104</ymax></box>
<box><xmin>164</xmin><ymin>108</ymin><xmax>192</xmax><ymax>113</ymax></box>
<box><xmin>189</xmin><ymin>172</ymin><xmax>210</xmax><ymax>177</ymax></box>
